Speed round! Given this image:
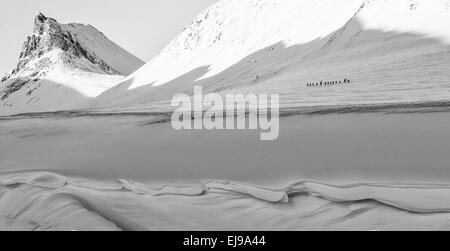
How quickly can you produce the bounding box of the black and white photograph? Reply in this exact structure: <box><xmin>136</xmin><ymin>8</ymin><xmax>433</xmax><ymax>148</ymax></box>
<box><xmin>1</xmin><ymin>0</ymin><xmax>450</xmax><ymax>236</ymax></box>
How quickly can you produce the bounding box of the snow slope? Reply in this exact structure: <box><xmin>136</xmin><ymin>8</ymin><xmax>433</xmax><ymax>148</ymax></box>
<box><xmin>0</xmin><ymin>13</ymin><xmax>144</xmax><ymax>115</ymax></box>
<box><xmin>94</xmin><ymin>0</ymin><xmax>450</xmax><ymax>111</ymax></box>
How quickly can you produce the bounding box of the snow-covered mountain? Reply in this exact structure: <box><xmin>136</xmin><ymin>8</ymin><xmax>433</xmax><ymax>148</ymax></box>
<box><xmin>0</xmin><ymin>13</ymin><xmax>144</xmax><ymax>115</ymax></box>
<box><xmin>94</xmin><ymin>0</ymin><xmax>450</xmax><ymax>111</ymax></box>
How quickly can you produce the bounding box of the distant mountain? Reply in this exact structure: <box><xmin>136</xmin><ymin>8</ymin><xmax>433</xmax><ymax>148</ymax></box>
<box><xmin>0</xmin><ymin>12</ymin><xmax>144</xmax><ymax>115</ymax></box>
<box><xmin>94</xmin><ymin>0</ymin><xmax>450</xmax><ymax>111</ymax></box>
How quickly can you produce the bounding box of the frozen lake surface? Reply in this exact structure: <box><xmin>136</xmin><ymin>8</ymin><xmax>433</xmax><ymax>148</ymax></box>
<box><xmin>1</xmin><ymin>107</ymin><xmax>450</xmax><ymax>185</ymax></box>
<box><xmin>1</xmin><ymin>107</ymin><xmax>450</xmax><ymax>230</ymax></box>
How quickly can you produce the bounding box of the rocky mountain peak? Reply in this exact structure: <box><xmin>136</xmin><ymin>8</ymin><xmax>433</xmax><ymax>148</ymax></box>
<box><xmin>1</xmin><ymin>13</ymin><xmax>126</xmax><ymax>84</ymax></box>
<box><xmin>35</xmin><ymin>12</ymin><xmax>49</xmax><ymax>27</ymax></box>
<box><xmin>33</xmin><ymin>12</ymin><xmax>58</xmax><ymax>35</ymax></box>
<box><xmin>35</xmin><ymin>12</ymin><xmax>47</xmax><ymax>24</ymax></box>
<box><xmin>0</xmin><ymin>13</ymin><xmax>144</xmax><ymax>115</ymax></box>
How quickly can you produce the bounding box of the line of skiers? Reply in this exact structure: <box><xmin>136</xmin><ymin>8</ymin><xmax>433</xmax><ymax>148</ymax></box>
<box><xmin>307</xmin><ymin>79</ymin><xmax>351</xmax><ymax>87</ymax></box>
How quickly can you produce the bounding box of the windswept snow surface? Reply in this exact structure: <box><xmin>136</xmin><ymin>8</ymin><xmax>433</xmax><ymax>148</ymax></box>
<box><xmin>5</xmin><ymin>171</ymin><xmax>450</xmax><ymax>231</ymax></box>
<box><xmin>94</xmin><ymin>0</ymin><xmax>450</xmax><ymax>111</ymax></box>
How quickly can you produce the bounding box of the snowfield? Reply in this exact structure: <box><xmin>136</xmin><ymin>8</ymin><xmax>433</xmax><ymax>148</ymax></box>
<box><xmin>1</xmin><ymin>0</ymin><xmax>450</xmax><ymax>231</ymax></box>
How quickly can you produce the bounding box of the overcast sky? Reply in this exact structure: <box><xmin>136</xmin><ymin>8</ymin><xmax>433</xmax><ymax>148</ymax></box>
<box><xmin>0</xmin><ymin>0</ymin><xmax>217</xmax><ymax>75</ymax></box>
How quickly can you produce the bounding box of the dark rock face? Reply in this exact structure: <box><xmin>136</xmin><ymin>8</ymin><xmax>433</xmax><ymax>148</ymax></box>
<box><xmin>1</xmin><ymin>79</ymin><xmax>31</xmax><ymax>100</ymax></box>
<box><xmin>1</xmin><ymin>75</ymin><xmax>8</xmax><ymax>83</ymax></box>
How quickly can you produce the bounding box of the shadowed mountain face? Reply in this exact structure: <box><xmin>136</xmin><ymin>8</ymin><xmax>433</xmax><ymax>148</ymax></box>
<box><xmin>0</xmin><ymin>13</ymin><xmax>144</xmax><ymax>115</ymax></box>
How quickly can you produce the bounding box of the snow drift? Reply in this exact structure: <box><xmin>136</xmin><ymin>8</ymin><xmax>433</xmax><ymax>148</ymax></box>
<box><xmin>4</xmin><ymin>171</ymin><xmax>450</xmax><ymax>230</ymax></box>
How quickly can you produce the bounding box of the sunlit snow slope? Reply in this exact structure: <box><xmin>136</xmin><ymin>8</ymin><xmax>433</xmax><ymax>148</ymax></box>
<box><xmin>94</xmin><ymin>0</ymin><xmax>450</xmax><ymax>111</ymax></box>
<box><xmin>0</xmin><ymin>13</ymin><xmax>144</xmax><ymax>115</ymax></box>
